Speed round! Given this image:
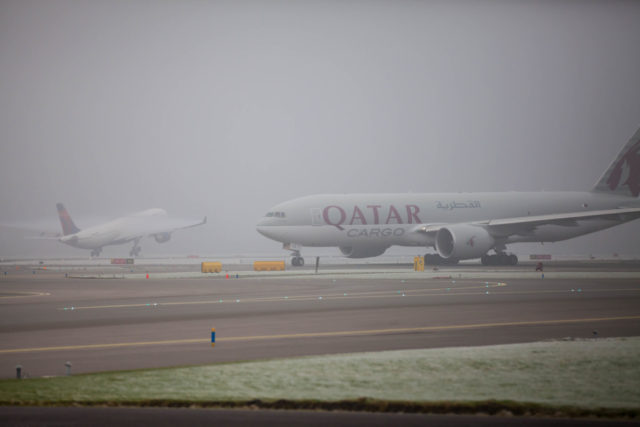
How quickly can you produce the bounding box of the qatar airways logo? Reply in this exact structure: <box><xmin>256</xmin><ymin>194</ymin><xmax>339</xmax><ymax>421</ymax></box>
<box><xmin>607</xmin><ymin>139</ymin><xmax>640</xmax><ymax>197</ymax></box>
<box><xmin>322</xmin><ymin>205</ymin><xmax>422</xmax><ymax>230</ymax></box>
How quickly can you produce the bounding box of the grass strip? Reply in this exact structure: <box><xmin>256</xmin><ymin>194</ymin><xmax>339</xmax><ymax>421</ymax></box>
<box><xmin>2</xmin><ymin>338</ymin><xmax>639</xmax><ymax>418</ymax></box>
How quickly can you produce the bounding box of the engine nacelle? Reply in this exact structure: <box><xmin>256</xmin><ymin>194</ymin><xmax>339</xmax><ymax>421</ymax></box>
<box><xmin>339</xmin><ymin>245</ymin><xmax>389</xmax><ymax>259</ymax></box>
<box><xmin>435</xmin><ymin>224</ymin><xmax>494</xmax><ymax>260</ymax></box>
<box><xmin>153</xmin><ymin>232</ymin><xmax>172</xmax><ymax>243</ymax></box>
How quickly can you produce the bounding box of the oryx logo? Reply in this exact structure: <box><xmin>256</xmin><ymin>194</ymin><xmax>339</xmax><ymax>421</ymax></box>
<box><xmin>607</xmin><ymin>140</ymin><xmax>640</xmax><ymax>197</ymax></box>
<box><xmin>467</xmin><ymin>236</ymin><xmax>476</xmax><ymax>247</ymax></box>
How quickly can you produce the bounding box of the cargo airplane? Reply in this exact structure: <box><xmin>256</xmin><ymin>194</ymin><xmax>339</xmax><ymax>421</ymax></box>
<box><xmin>56</xmin><ymin>204</ymin><xmax>206</xmax><ymax>257</ymax></box>
<box><xmin>257</xmin><ymin>127</ymin><xmax>640</xmax><ymax>266</ymax></box>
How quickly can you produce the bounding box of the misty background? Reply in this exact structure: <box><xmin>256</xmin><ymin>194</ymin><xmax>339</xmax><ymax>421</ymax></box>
<box><xmin>1</xmin><ymin>0</ymin><xmax>640</xmax><ymax>259</ymax></box>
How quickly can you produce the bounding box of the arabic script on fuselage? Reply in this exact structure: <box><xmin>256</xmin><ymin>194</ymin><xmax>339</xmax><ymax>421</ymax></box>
<box><xmin>436</xmin><ymin>200</ymin><xmax>482</xmax><ymax>210</ymax></box>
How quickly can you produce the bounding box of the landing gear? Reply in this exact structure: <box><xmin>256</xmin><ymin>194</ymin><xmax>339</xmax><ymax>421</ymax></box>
<box><xmin>481</xmin><ymin>252</ymin><xmax>518</xmax><ymax>266</ymax></box>
<box><xmin>424</xmin><ymin>254</ymin><xmax>459</xmax><ymax>266</ymax></box>
<box><xmin>284</xmin><ymin>244</ymin><xmax>305</xmax><ymax>267</ymax></box>
<box><xmin>90</xmin><ymin>248</ymin><xmax>102</xmax><ymax>257</ymax></box>
<box><xmin>291</xmin><ymin>256</ymin><xmax>305</xmax><ymax>267</ymax></box>
<box><xmin>129</xmin><ymin>239</ymin><xmax>142</xmax><ymax>257</ymax></box>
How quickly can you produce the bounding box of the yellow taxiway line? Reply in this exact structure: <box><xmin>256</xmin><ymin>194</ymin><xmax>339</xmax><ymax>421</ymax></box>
<box><xmin>0</xmin><ymin>291</ymin><xmax>50</xmax><ymax>299</ymax></box>
<box><xmin>1</xmin><ymin>315</ymin><xmax>639</xmax><ymax>354</ymax></box>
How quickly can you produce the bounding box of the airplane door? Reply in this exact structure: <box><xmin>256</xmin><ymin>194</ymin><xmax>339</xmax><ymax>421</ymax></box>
<box><xmin>311</xmin><ymin>208</ymin><xmax>323</xmax><ymax>226</ymax></box>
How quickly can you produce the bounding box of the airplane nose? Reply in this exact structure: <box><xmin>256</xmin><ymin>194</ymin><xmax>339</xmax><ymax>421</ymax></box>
<box><xmin>256</xmin><ymin>220</ymin><xmax>282</xmax><ymax>241</ymax></box>
<box><xmin>256</xmin><ymin>217</ymin><xmax>269</xmax><ymax>229</ymax></box>
<box><xmin>256</xmin><ymin>224</ymin><xmax>277</xmax><ymax>240</ymax></box>
<box><xmin>256</xmin><ymin>218</ymin><xmax>271</xmax><ymax>236</ymax></box>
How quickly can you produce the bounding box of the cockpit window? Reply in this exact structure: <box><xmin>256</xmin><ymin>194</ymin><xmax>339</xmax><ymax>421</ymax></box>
<box><xmin>265</xmin><ymin>211</ymin><xmax>286</xmax><ymax>218</ymax></box>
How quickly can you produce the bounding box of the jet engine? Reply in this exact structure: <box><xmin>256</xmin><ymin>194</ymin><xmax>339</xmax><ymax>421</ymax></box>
<box><xmin>435</xmin><ymin>224</ymin><xmax>495</xmax><ymax>260</ymax></box>
<box><xmin>339</xmin><ymin>245</ymin><xmax>389</xmax><ymax>259</ymax></box>
<box><xmin>153</xmin><ymin>232</ymin><xmax>172</xmax><ymax>243</ymax></box>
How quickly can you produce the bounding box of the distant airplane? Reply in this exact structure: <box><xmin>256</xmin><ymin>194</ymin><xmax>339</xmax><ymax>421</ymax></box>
<box><xmin>56</xmin><ymin>204</ymin><xmax>206</xmax><ymax>257</ymax></box>
<box><xmin>257</xmin><ymin>127</ymin><xmax>640</xmax><ymax>266</ymax></box>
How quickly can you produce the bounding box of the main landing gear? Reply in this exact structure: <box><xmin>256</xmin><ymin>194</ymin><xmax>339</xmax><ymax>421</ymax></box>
<box><xmin>424</xmin><ymin>254</ymin><xmax>459</xmax><ymax>266</ymax></box>
<box><xmin>129</xmin><ymin>239</ymin><xmax>142</xmax><ymax>257</ymax></box>
<box><xmin>90</xmin><ymin>248</ymin><xmax>102</xmax><ymax>257</ymax></box>
<box><xmin>481</xmin><ymin>252</ymin><xmax>518</xmax><ymax>266</ymax></box>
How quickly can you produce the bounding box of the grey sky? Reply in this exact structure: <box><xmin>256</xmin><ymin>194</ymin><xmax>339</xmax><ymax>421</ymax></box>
<box><xmin>1</xmin><ymin>0</ymin><xmax>640</xmax><ymax>258</ymax></box>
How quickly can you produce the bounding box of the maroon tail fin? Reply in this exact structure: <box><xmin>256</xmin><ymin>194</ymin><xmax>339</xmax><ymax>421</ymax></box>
<box><xmin>592</xmin><ymin>127</ymin><xmax>640</xmax><ymax>197</ymax></box>
<box><xmin>56</xmin><ymin>203</ymin><xmax>80</xmax><ymax>235</ymax></box>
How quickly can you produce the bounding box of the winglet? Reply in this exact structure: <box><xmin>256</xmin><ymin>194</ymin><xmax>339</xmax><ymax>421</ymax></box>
<box><xmin>178</xmin><ymin>215</ymin><xmax>207</xmax><ymax>230</ymax></box>
<box><xmin>592</xmin><ymin>127</ymin><xmax>640</xmax><ymax>197</ymax></box>
<box><xmin>56</xmin><ymin>203</ymin><xmax>80</xmax><ymax>235</ymax></box>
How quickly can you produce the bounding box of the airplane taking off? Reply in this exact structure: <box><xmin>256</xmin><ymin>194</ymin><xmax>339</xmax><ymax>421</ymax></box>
<box><xmin>56</xmin><ymin>204</ymin><xmax>206</xmax><ymax>257</ymax></box>
<box><xmin>257</xmin><ymin>127</ymin><xmax>640</xmax><ymax>266</ymax></box>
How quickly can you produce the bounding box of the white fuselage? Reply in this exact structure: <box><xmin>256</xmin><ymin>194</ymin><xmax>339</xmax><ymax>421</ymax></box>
<box><xmin>59</xmin><ymin>209</ymin><xmax>168</xmax><ymax>250</ymax></box>
<box><xmin>257</xmin><ymin>191</ymin><xmax>639</xmax><ymax>250</ymax></box>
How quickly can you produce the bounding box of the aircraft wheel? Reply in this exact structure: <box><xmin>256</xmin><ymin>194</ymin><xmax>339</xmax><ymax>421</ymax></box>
<box><xmin>508</xmin><ymin>254</ymin><xmax>518</xmax><ymax>265</ymax></box>
<box><xmin>292</xmin><ymin>256</ymin><xmax>304</xmax><ymax>267</ymax></box>
<box><xmin>481</xmin><ymin>254</ymin><xmax>490</xmax><ymax>266</ymax></box>
<box><xmin>298</xmin><ymin>257</ymin><xmax>305</xmax><ymax>266</ymax></box>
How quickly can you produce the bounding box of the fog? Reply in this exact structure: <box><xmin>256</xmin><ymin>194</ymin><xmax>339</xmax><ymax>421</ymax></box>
<box><xmin>2</xmin><ymin>0</ymin><xmax>640</xmax><ymax>258</ymax></box>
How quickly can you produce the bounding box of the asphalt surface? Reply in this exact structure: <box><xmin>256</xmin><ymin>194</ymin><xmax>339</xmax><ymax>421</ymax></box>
<box><xmin>1</xmin><ymin>406</ymin><xmax>636</xmax><ymax>427</ymax></box>
<box><xmin>1</xmin><ymin>262</ymin><xmax>640</xmax><ymax>426</ymax></box>
<box><xmin>1</xmin><ymin>264</ymin><xmax>639</xmax><ymax>378</ymax></box>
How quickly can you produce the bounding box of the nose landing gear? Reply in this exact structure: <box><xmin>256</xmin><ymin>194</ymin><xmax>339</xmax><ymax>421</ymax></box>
<box><xmin>284</xmin><ymin>243</ymin><xmax>305</xmax><ymax>267</ymax></box>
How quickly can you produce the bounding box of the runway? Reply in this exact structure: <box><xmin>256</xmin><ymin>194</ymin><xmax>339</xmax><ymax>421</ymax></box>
<box><xmin>1</xmin><ymin>263</ymin><xmax>639</xmax><ymax>378</ymax></box>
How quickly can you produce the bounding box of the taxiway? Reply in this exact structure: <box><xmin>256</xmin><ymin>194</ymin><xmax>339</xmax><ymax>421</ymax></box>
<box><xmin>1</xmin><ymin>262</ymin><xmax>639</xmax><ymax>378</ymax></box>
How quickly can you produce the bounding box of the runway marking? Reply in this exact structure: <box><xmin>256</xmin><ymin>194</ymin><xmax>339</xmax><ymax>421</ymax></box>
<box><xmin>0</xmin><ymin>291</ymin><xmax>50</xmax><ymax>299</ymax></box>
<box><xmin>2</xmin><ymin>315</ymin><xmax>639</xmax><ymax>354</ymax></box>
<box><xmin>56</xmin><ymin>282</ymin><xmax>508</xmax><ymax>310</ymax></box>
<box><xmin>56</xmin><ymin>282</ymin><xmax>640</xmax><ymax>311</ymax></box>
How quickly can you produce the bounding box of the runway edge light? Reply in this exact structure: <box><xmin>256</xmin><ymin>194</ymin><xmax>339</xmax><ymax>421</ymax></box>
<box><xmin>211</xmin><ymin>328</ymin><xmax>216</xmax><ymax>347</ymax></box>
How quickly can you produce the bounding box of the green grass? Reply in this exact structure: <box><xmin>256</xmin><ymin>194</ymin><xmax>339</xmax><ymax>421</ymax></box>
<box><xmin>2</xmin><ymin>337</ymin><xmax>639</xmax><ymax>417</ymax></box>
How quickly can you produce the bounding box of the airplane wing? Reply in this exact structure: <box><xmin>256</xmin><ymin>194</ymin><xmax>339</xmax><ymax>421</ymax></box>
<box><xmin>0</xmin><ymin>223</ymin><xmax>62</xmax><ymax>240</ymax></box>
<box><xmin>414</xmin><ymin>207</ymin><xmax>640</xmax><ymax>239</ymax></box>
<box><xmin>177</xmin><ymin>216</ymin><xmax>207</xmax><ymax>230</ymax></box>
<box><xmin>24</xmin><ymin>231</ymin><xmax>62</xmax><ymax>240</ymax></box>
<box><xmin>477</xmin><ymin>207</ymin><xmax>640</xmax><ymax>238</ymax></box>
<box><xmin>137</xmin><ymin>215</ymin><xmax>207</xmax><ymax>240</ymax></box>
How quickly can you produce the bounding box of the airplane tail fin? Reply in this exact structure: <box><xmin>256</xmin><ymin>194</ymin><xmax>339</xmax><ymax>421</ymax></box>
<box><xmin>592</xmin><ymin>127</ymin><xmax>640</xmax><ymax>197</ymax></box>
<box><xmin>56</xmin><ymin>203</ymin><xmax>80</xmax><ymax>235</ymax></box>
